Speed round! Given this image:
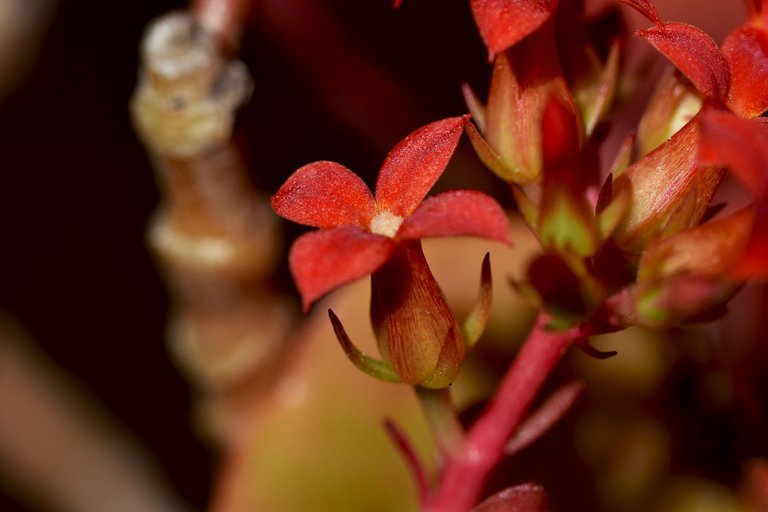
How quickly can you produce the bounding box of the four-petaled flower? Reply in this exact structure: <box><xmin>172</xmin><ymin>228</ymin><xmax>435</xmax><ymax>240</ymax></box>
<box><xmin>272</xmin><ymin>115</ymin><xmax>509</xmax><ymax>310</ymax></box>
<box><xmin>272</xmin><ymin>116</ymin><xmax>510</xmax><ymax>387</ymax></box>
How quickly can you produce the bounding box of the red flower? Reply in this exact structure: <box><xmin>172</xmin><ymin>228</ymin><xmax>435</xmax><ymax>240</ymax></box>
<box><xmin>272</xmin><ymin>116</ymin><xmax>509</xmax><ymax>387</ymax></box>
<box><xmin>394</xmin><ymin>0</ymin><xmax>558</xmax><ymax>60</ymax></box>
<box><xmin>698</xmin><ymin>109</ymin><xmax>768</xmax><ymax>279</ymax></box>
<box><xmin>470</xmin><ymin>0</ymin><xmax>557</xmax><ymax>60</ymax></box>
<box><xmin>272</xmin><ymin>115</ymin><xmax>509</xmax><ymax>311</ymax></box>
<box><xmin>619</xmin><ymin>0</ymin><xmax>768</xmax><ymax>117</ymax></box>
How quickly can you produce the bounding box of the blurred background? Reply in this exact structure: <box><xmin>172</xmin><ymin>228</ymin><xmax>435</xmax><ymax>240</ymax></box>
<box><xmin>0</xmin><ymin>0</ymin><xmax>763</xmax><ymax>511</ymax></box>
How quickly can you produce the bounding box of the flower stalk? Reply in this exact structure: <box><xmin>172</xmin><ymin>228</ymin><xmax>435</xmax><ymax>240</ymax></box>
<box><xmin>414</xmin><ymin>386</ymin><xmax>465</xmax><ymax>463</ymax></box>
<box><xmin>427</xmin><ymin>313</ymin><xmax>580</xmax><ymax>512</ymax></box>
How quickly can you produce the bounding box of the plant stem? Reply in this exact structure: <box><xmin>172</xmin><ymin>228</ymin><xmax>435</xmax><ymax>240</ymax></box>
<box><xmin>426</xmin><ymin>312</ymin><xmax>579</xmax><ymax>512</ymax></box>
<box><xmin>415</xmin><ymin>387</ymin><xmax>465</xmax><ymax>463</ymax></box>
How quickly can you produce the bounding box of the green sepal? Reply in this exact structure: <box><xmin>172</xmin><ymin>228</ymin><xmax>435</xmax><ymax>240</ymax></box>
<box><xmin>609</xmin><ymin>133</ymin><xmax>635</xmax><ymax>178</ymax></box>
<box><xmin>508</xmin><ymin>277</ymin><xmax>544</xmax><ymax>309</ymax></box>
<box><xmin>543</xmin><ymin>309</ymin><xmax>581</xmax><ymax>331</ymax></box>
<box><xmin>575</xmin><ymin>42</ymin><xmax>621</xmax><ymax>137</ymax></box>
<box><xmin>461</xmin><ymin>253</ymin><xmax>493</xmax><ymax>348</ymax></box>
<box><xmin>328</xmin><ymin>310</ymin><xmax>401</xmax><ymax>383</ymax></box>
<box><xmin>512</xmin><ymin>185</ymin><xmax>540</xmax><ymax>230</ymax></box>
<box><xmin>539</xmin><ymin>188</ymin><xmax>599</xmax><ymax>257</ymax></box>
<box><xmin>658</xmin><ymin>187</ymin><xmax>698</xmax><ymax>238</ymax></box>
<box><xmin>466</xmin><ymin>121</ymin><xmax>532</xmax><ymax>184</ymax></box>
<box><xmin>596</xmin><ymin>175</ymin><xmax>632</xmax><ymax>241</ymax></box>
<box><xmin>462</xmin><ymin>82</ymin><xmax>486</xmax><ymax>133</ymax></box>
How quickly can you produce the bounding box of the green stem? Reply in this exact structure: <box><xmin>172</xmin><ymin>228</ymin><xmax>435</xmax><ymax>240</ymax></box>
<box><xmin>414</xmin><ymin>386</ymin><xmax>465</xmax><ymax>463</ymax></box>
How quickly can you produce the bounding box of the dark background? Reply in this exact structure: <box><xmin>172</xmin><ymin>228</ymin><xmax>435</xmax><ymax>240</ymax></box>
<box><xmin>0</xmin><ymin>1</ymin><xmax>488</xmax><ymax>509</ymax></box>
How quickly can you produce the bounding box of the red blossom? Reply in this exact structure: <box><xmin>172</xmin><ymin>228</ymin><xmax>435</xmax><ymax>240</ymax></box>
<box><xmin>470</xmin><ymin>0</ymin><xmax>558</xmax><ymax>59</ymax></box>
<box><xmin>271</xmin><ymin>116</ymin><xmax>510</xmax><ymax>310</ymax></box>
<box><xmin>698</xmin><ymin>108</ymin><xmax>768</xmax><ymax>279</ymax></box>
<box><xmin>621</xmin><ymin>0</ymin><xmax>768</xmax><ymax>116</ymax></box>
<box><xmin>723</xmin><ymin>25</ymin><xmax>768</xmax><ymax>117</ymax></box>
<box><xmin>397</xmin><ymin>0</ymin><xmax>558</xmax><ymax>59</ymax></box>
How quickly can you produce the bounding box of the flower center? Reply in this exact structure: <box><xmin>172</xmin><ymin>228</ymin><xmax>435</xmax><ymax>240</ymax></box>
<box><xmin>369</xmin><ymin>210</ymin><xmax>404</xmax><ymax>238</ymax></box>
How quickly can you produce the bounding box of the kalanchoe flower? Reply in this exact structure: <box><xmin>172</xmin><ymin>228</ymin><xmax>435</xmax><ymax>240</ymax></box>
<box><xmin>698</xmin><ymin>109</ymin><xmax>768</xmax><ymax>279</ymax></box>
<box><xmin>625</xmin><ymin>107</ymin><xmax>768</xmax><ymax>326</ymax></box>
<box><xmin>464</xmin><ymin>21</ymin><xmax>577</xmax><ymax>189</ymax></box>
<box><xmin>613</xmin><ymin>113</ymin><xmax>724</xmax><ymax>253</ymax></box>
<box><xmin>470</xmin><ymin>0</ymin><xmax>558</xmax><ymax>60</ymax></box>
<box><xmin>620</xmin><ymin>0</ymin><xmax>768</xmax><ymax>118</ymax></box>
<box><xmin>395</xmin><ymin>0</ymin><xmax>558</xmax><ymax>60</ymax></box>
<box><xmin>272</xmin><ymin>116</ymin><xmax>510</xmax><ymax>387</ymax></box>
<box><xmin>636</xmin><ymin>70</ymin><xmax>703</xmax><ymax>157</ymax></box>
<box><xmin>722</xmin><ymin>1</ymin><xmax>768</xmax><ymax>117</ymax></box>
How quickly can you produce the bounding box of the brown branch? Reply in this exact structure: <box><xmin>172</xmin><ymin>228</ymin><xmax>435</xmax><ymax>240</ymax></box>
<box><xmin>131</xmin><ymin>12</ymin><xmax>293</xmax><ymax>442</ymax></box>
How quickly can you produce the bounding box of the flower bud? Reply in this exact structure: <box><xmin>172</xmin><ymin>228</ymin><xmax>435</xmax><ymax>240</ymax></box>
<box><xmin>632</xmin><ymin>207</ymin><xmax>754</xmax><ymax>327</ymax></box>
<box><xmin>637</xmin><ymin>71</ymin><xmax>703</xmax><ymax>157</ymax></box>
<box><xmin>465</xmin><ymin>25</ymin><xmax>576</xmax><ymax>185</ymax></box>
<box><xmin>370</xmin><ymin>241</ymin><xmax>464</xmax><ymax>389</ymax></box>
<box><xmin>614</xmin><ymin>119</ymin><xmax>724</xmax><ymax>253</ymax></box>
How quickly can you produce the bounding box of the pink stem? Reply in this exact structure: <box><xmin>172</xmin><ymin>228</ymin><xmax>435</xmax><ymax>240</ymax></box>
<box><xmin>427</xmin><ymin>312</ymin><xmax>579</xmax><ymax>512</ymax></box>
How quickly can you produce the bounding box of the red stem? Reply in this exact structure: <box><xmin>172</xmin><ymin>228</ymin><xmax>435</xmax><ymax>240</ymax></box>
<box><xmin>427</xmin><ymin>312</ymin><xmax>579</xmax><ymax>512</ymax></box>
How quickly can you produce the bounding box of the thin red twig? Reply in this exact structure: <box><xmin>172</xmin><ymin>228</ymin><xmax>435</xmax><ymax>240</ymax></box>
<box><xmin>505</xmin><ymin>381</ymin><xmax>584</xmax><ymax>456</ymax></box>
<box><xmin>383</xmin><ymin>419</ymin><xmax>431</xmax><ymax>506</ymax></box>
<box><xmin>427</xmin><ymin>312</ymin><xmax>579</xmax><ymax>512</ymax></box>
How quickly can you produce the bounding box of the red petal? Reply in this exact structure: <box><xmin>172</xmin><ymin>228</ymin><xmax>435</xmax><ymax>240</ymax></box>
<box><xmin>723</xmin><ymin>26</ymin><xmax>768</xmax><ymax>118</ymax></box>
<box><xmin>699</xmin><ymin>109</ymin><xmax>768</xmax><ymax>195</ymax></box>
<box><xmin>472</xmin><ymin>483</ymin><xmax>548</xmax><ymax>512</ymax></box>
<box><xmin>618</xmin><ymin>0</ymin><xmax>661</xmax><ymax>26</ymax></box>
<box><xmin>289</xmin><ymin>227</ymin><xmax>395</xmax><ymax>310</ymax></box>
<box><xmin>637</xmin><ymin>22</ymin><xmax>730</xmax><ymax>101</ymax></box>
<box><xmin>396</xmin><ymin>190</ymin><xmax>510</xmax><ymax>244</ymax></box>
<box><xmin>737</xmin><ymin>203</ymin><xmax>768</xmax><ymax>279</ymax></box>
<box><xmin>272</xmin><ymin>161</ymin><xmax>375</xmax><ymax>228</ymax></box>
<box><xmin>470</xmin><ymin>0</ymin><xmax>557</xmax><ymax>59</ymax></box>
<box><xmin>374</xmin><ymin>116</ymin><xmax>466</xmax><ymax>218</ymax></box>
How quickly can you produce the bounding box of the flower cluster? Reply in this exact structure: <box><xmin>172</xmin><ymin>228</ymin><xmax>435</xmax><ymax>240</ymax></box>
<box><xmin>270</xmin><ymin>0</ymin><xmax>768</xmax><ymax>508</ymax></box>
<box><xmin>457</xmin><ymin>0</ymin><xmax>768</xmax><ymax>331</ymax></box>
